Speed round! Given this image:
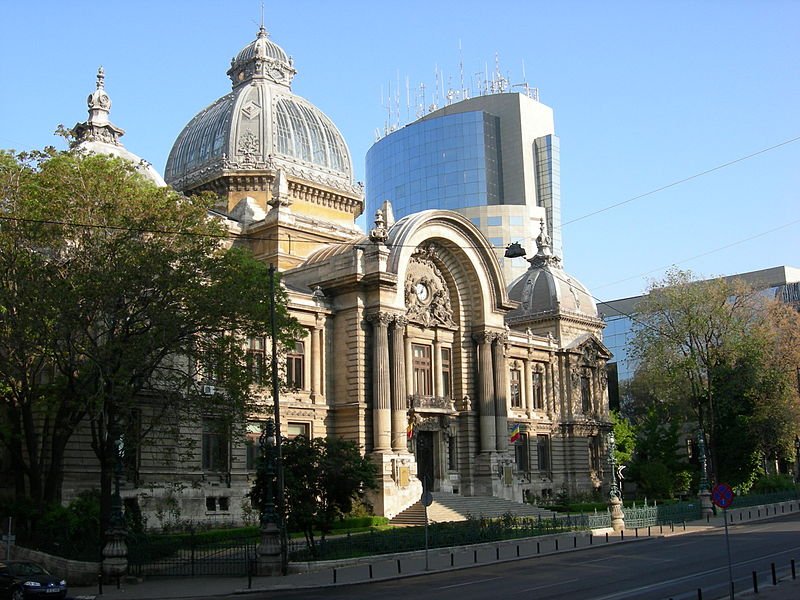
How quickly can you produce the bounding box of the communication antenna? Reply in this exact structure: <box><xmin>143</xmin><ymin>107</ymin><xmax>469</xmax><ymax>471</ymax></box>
<box><xmin>406</xmin><ymin>75</ymin><xmax>411</xmax><ymax>122</ymax></box>
<box><xmin>395</xmin><ymin>70</ymin><xmax>401</xmax><ymax>129</ymax></box>
<box><xmin>459</xmin><ymin>39</ymin><xmax>465</xmax><ymax>98</ymax></box>
<box><xmin>432</xmin><ymin>65</ymin><xmax>440</xmax><ymax>112</ymax></box>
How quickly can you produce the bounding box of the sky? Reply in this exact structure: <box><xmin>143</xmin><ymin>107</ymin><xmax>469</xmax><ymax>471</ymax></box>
<box><xmin>1</xmin><ymin>0</ymin><xmax>798</xmax><ymax>302</ymax></box>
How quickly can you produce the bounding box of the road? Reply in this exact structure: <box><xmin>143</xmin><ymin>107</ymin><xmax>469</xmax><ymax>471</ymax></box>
<box><xmin>233</xmin><ymin>513</ymin><xmax>800</xmax><ymax>600</ymax></box>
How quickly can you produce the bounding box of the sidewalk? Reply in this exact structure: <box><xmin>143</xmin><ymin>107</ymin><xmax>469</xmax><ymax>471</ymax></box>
<box><xmin>68</xmin><ymin>500</ymin><xmax>800</xmax><ymax>600</ymax></box>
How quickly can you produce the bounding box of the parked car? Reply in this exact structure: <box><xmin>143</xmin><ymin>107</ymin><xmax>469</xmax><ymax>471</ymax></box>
<box><xmin>0</xmin><ymin>561</ymin><xmax>67</xmax><ymax>600</ymax></box>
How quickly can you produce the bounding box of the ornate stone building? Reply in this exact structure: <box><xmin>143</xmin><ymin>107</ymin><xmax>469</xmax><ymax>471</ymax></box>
<box><xmin>50</xmin><ymin>25</ymin><xmax>613</xmax><ymax>524</ymax></box>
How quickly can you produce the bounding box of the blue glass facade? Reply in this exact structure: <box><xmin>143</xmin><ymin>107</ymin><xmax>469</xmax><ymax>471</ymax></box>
<box><xmin>365</xmin><ymin>111</ymin><xmax>502</xmax><ymax>217</ymax></box>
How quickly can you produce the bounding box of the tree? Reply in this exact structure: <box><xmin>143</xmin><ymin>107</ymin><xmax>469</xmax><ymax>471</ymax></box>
<box><xmin>0</xmin><ymin>148</ymin><xmax>297</xmax><ymax>535</ymax></box>
<box><xmin>629</xmin><ymin>267</ymin><xmax>800</xmax><ymax>489</ymax></box>
<box><xmin>251</xmin><ymin>435</ymin><xmax>378</xmax><ymax>556</ymax></box>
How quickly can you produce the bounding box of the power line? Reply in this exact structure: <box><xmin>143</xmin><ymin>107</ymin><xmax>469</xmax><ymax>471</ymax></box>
<box><xmin>591</xmin><ymin>218</ymin><xmax>800</xmax><ymax>292</ymax></box>
<box><xmin>562</xmin><ymin>134</ymin><xmax>800</xmax><ymax>226</ymax></box>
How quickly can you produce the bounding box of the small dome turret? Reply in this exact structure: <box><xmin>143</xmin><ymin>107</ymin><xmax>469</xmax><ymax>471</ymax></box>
<box><xmin>71</xmin><ymin>68</ymin><xmax>166</xmax><ymax>187</ymax></box>
<box><xmin>507</xmin><ymin>220</ymin><xmax>598</xmax><ymax>327</ymax></box>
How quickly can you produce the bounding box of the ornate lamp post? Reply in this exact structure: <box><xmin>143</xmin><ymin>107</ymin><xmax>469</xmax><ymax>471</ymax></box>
<box><xmin>793</xmin><ymin>435</ymin><xmax>800</xmax><ymax>486</ymax></box>
<box><xmin>102</xmin><ymin>435</ymin><xmax>128</xmax><ymax>582</ymax></box>
<box><xmin>256</xmin><ymin>418</ymin><xmax>281</xmax><ymax>576</ymax></box>
<box><xmin>607</xmin><ymin>430</ymin><xmax>625</xmax><ymax>532</ymax></box>
<box><xmin>697</xmin><ymin>428</ymin><xmax>713</xmax><ymax>517</ymax></box>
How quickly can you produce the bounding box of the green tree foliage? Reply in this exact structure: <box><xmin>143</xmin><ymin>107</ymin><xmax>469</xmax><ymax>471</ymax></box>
<box><xmin>0</xmin><ymin>148</ymin><xmax>297</xmax><ymax>533</ymax></box>
<box><xmin>629</xmin><ymin>268</ymin><xmax>800</xmax><ymax>490</ymax></box>
<box><xmin>250</xmin><ymin>435</ymin><xmax>378</xmax><ymax>556</ymax></box>
<box><xmin>610</xmin><ymin>410</ymin><xmax>636</xmax><ymax>466</ymax></box>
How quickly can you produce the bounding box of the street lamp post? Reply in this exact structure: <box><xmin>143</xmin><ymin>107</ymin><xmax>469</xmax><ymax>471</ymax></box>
<box><xmin>793</xmin><ymin>435</ymin><xmax>799</xmax><ymax>486</ymax></box>
<box><xmin>102</xmin><ymin>435</ymin><xmax>128</xmax><ymax>582</ymax></box>
<box><xmin>256</xmin><ymin>418</ymin><xmax>281</xmax><ymax>576</ymax></box>
<box><xmin>607</xmin><ymin>430</ymin><xmax>625</xmax><ymax>532</ymax></box>
<box><xmin>697</xmin><ymin>428</ymin><xmax>713</xmax><ymax>517</ymax></box>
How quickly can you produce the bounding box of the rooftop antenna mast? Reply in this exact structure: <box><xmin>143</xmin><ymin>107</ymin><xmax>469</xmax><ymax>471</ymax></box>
<box><xmin>459</xmin><ymin>39</ymin><xmax>467</xmax><ymax>99</ymax></box>
<box><xmin>406</xmin><ymin>75</ymin><xmax>411</xmax><ymax>122</ymax></box>
<box><xmin>395</xmin><ymin>70</ymin><xmax>401</xmax><ymax>129</ymax></box>
<box><xmin>432</xmin><ymin>64</ymin><xmax>440</xmax><ymax>112</ymax></box>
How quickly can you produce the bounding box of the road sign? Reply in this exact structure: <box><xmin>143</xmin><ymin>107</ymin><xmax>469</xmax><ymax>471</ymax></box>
<box><xmin>712</xmin><ymin>483</ymin><xmax>735</xmax><ymax>509</ymax></box>
<box><xmin>421</xmin><ymin>491</ymin><xmax>433</xmax><ymax>507</ymax></box>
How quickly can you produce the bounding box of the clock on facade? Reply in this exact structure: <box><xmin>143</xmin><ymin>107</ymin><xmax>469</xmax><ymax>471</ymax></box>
<box><xmin>415</xmin><ymin>282</ymin><xmax>429</xmax><ymax>302</ymax></box>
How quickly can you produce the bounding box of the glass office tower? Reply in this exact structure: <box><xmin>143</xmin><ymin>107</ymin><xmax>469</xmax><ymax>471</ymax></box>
<box><xmin>366</xmin><ymin>92</ymin><xmax>561</xmax><ymax>283</ymax></box>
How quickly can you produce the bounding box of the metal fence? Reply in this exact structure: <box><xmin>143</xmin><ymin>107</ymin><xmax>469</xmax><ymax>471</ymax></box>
<box><xmin>128</xmin><ymin>530</ymin><xmax>260</xmax><ymax>577</ymax></box>
<box><xmin>621</xmin><ymin>500</ymin><xmax>702</xmax><ymax>528</ymax></box>
<box><xmin>294</xmin><ymin>515</ymin><xmax>575</xmax><ymax>561</ymax></box>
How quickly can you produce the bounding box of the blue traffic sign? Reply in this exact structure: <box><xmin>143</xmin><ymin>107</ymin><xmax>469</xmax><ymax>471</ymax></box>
<box><xmin>712</xmin><ymin>483</ymin><xmax>735</xmax><ymax>509</ymax></box>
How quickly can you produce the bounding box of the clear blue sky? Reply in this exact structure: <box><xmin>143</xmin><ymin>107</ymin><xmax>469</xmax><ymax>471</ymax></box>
<box><xmin>2</xmin><ymin>0</ymin><xmax>797</xmax><ymax>301</ymax></box>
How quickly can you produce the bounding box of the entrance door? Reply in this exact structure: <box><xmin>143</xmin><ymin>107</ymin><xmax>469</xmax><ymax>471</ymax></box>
<box><xmin>416</xmin><ymin>431</ymin><xmax>435</xmax><ymax>490</ymax></box>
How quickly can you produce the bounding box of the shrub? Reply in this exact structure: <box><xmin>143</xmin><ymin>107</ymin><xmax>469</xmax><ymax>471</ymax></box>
<box><xmin>750</xmin><ymin>474</ymin><xmax>796</xmax><ymax>494</ymax></box>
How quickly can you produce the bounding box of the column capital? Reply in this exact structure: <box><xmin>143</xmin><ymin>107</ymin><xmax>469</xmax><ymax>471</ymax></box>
<box><xmin>392</xmin><ymin>315</ymin><xmax>409</xmax><ymax>329</ymax></box>
<box><xmin>365</xmin><ymin>311</ymin><xmax>393</xmax><ymax>327</ymax></box>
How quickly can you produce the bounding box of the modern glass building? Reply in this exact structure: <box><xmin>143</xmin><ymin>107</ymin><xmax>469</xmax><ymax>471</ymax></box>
<box><xmin>598</xmin><ymin>265</ymin><xmax>800</xmax><ymax>410</ymax></box>
<box><xmin>366</xmin><ymin>92</ymin><xmax>561</xmax><ymax>283</ymax></box>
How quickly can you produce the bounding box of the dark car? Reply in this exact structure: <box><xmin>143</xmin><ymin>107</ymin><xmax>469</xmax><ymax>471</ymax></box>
<box><xmin>0</xmin><ymin>561</ymin><xmax>67</xmax><ymax>600</ymax></box>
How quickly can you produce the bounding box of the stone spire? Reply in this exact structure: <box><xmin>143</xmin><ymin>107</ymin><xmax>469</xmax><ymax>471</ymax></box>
<box><xmin>72</xmin><ymin>67</ymin><xmax>125</xmax><ymax>147</ymax></box>
<box><xmin>529</xmin><ymin>219</ymin><xmax>561</xmax><ymax>269</ymax></box>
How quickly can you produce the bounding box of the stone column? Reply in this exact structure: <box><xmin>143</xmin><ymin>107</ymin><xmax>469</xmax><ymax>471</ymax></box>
<box><xmin>474</xmin><ymin>332</ymin><xmax>496</xmax><ymax>453</ymax></box>
<box><xmin>368</xmin><ymin>312</ymin><xmax>392</xmax><ymax>451</ymax></box>
<box><xmin>405</xmin><ymin>334</ymin><xmax>414</xmax><ymax>402</ymax></box>
<box><xmin>523</xmin><ymin>358</ymin><xmax>531</xmax><ymax>417</ymax></box>
<box><xmin>433</xmin><ymin>336</ymin><xmax>443</xmax><ymax>398</ymax></box>
<box><xmin>310</xmin><ymin>321</ymin><xmax>323</xmax><ymax>403</ymax></box>
<box><xmin>493</xmin><ymin>334</ymin><xmax>508</xmax><ymax>452</ymax></box>
<box><xmin>390</xmin><ymin>316</ymin><xmax>408</xmax><ymax>452</ymax></box>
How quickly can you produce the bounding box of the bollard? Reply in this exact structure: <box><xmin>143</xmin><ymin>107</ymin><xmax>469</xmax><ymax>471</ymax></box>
<box><xmin>397</xmin><ymin>559</ymin><xmax>402</xmax><ymax>574</ymax></box>
<box><xmin>739</xmin><ymin>513</ymin><xmax>742</xmax><ymax>521</ymax></box>
<box><xmin>605</xmin><ymin>532</ymin><xmax>609</xmax><ymax>543</ymax></box>
<box><xmin>660</xmin><ymin>524</ymin><xmax>663</xmax><ymax>534</ymax></box>
<box><xmin>589</xmin><ymin>533</ymin><xmax>593</xmax><ymax>545</ymax></box>
<box><xmin>98</xmin><ymin>573</ymin><xmax>103</xmax><ymax>596</ymax></box>
<box><xmin>648</xmin><ymin>526</ymin><xmax>651</xmax><ymax>536</ymax></box>
<box><xmin>555</xmin><ymin>538</ymin><xmax>559</xmax><ymax>551</ymax></box>
<box><xmin>635</xmin><ymin>528</ymin><xmax>638</xmax><ymax>538</ymax></box>
<box><xmin>574</xmin><ymin>536</ymin><xmax>577</xmax><ymax>548</ymax></box>
<box><xmin>537</xmin><ymin>541</ymin><xmax>540</xmax><ymax>554</ymax></box>
<box><xmin>771</xmin><ymin>562</ymin><xmax>777</xmax><ymax>585</ymax></box>
<box><xmin>621</xmin><ymin>530</ymin><xmax>624</xmax><ymax>541</ymax></box>
<box><xmin>474</xmin><ymin>550</ymin><xmax>478</xmax><ymax>563</ymax></box>
<box><xmin>369</xmin><ymin>564</ymin><xmax>373</xmax><ymax>579</ymax></box>
<box><xmin>516</xmin><ymin>545</ymin><xmax>520</xmax><ymax>557</ymax></box>
<box><xmin>248</xmin><ymin>559</ymin><xmax>253</xmax><ymax>589</ymax></box>
<box><xmin>451</xmin><ymin>553</ymin><xmax>454</xmax><ymax>567</ymax></box>
<box><xmin>791</xmin><ymin>559</ymin><xmax>796</xmax><ymax>580</ymax></box>
<box><xmin>752</xmin><ymin>571</ymin><xmax>758</xmax><ymax>593</ymax></box>
<box><xmin>496</xmin><ymin>547</ymin><xmax>500</xmax><ymax>560</ymax></box>
<box><xmin>696</xmin><ymin>588</ymin><xmax>702</xmax><ymax>600</ymax></box>
<box><xmin>333</xmin><ymin>568</ymin><xmax>337</xmax><ymax>584</ymax></box>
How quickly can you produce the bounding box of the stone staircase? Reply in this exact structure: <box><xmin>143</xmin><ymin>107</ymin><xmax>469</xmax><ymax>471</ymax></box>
<box><xmin>389</xmin><ymin>492</ymin><xmax>554</xmax><ymax>526</ymax></box>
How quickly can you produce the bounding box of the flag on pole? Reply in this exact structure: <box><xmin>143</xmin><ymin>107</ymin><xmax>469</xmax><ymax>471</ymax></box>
<box><xmin>407</xmin><ymin>421</ymin><xmax>414</xmax><ymax>440</ymax></box>
<box><xmin>509</xmin><ymin>423</ymin><xmax>521</xmax><ymax>444</ymax></box>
